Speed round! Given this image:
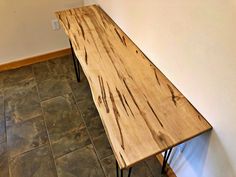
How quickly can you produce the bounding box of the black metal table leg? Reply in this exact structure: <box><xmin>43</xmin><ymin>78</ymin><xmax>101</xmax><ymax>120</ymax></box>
<box><xmin>161</xmin><ymin>148</ymin><xmax>173</xmax><ymax>174</ymax></box>
<box><xmin>116</xmin><ymin>160</ymin><xmax>132</xmax><ymax>177</ymax></box>
<box><xmin>128</xmin><ymin>168</ymin><xmax>132</xmax><ymax>177</ymax></box>
<box><xmin>69</xmin><ymin>40</ymin><xmax>80</xmax><ymax>82</ymax></box>
<box><xmin>116</xmin><ymin>161</ymin><xmax>119</xmax><ymax>177</ymax></box>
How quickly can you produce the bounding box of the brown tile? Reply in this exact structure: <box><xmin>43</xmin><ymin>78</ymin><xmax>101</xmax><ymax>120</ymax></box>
<box><xmin>101</xmin><ymin>155</ymin><xmax>153</xmax><ymax>177</ymax></box>
<box><xmin>2</xmin><ymin>66</ymin><xmax>33</xmax><ymax>89</ymax></box>
<box><xmin>93</xmin><ymin>133</ymin><xmax>113</xmax><ymax>160</ymax></box>
<box><xmin>69</xmin><ymin>79</ymin><xmax>93</xmax><ymax>103</ymax></box>
<box><xmin>56</xmin><ymin>145</ymin><xmax>105</xmax><ymax>177</ymax></box>
<box><xmin>87</xmin><ymin>117</ymin><xmax>105</xmax><ymax>139</ymax></box>
<box><xmin>32</xmin><ymin>61</ymin><xmax>54</xmax><ymax>82</ymax></box>
<box><xmin>37</xmin><ymin>78</ymin><xmax>72</xmax><ymax>101</ymax></box>
<box><xmin>7</xmin><ymin>116</ymin><xmax>48</xmax><ymax>158</ymax></box>
<box><xmin>48</xmin><ymin>55</ymin><xmax>77</xmax><ymax>81</ymax></box>
<box><xmin>0</xmin><ymin>142</ymin><xmax>9</xmax><ymax>177</ymax></box>
<box><xmin>0</xmin><ymin>93</ymin><xmax>5</xmax><ymax>143</ymax></box>
<box><xmin>42</xmin><ymin>94</ymin><xmax>88</xmax><ymax>157</ymax></box>
<box><xmin>51</xmin><ymin>127</ymin><xmax>91</xmax><ymax>159</ymax></box>
<box><xmin>0</xmin><ymin>92</ymin><xmax>3</xmax><ymax>121</ymax></box>
<box><xmin>77</xmin><ymin>100</ymin><xmax>99</xmax><ymax>123</ymax></box>
<box><xmin>0</xmin><ymin>121</ymin><xmax>6</xmax><ymax>144</ymax></box>
<box><xmin>9</xmin><ymin>145</ymin><xmax>57</xmax><ymax>177</ymax></box>
<box><xmin>145</xmin><ymin>156</ymin><xmax>166</xmax><ymax>177</ymax></box>
<box><xmin>4</xmin><ymin>78</ymin><xmax>42</xmax><ymax>126</ymax></box>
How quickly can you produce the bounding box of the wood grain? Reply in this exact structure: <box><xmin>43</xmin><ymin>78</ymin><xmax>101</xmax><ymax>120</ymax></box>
<box><xmin>56</xmin><ymin>5</ymin><xmax>212</xmax><ymax>169</ymax></box>
<box><xmin>0</xmin><ymin>48</ymin><xmax>71</xmax><ymax>72</ymax></box>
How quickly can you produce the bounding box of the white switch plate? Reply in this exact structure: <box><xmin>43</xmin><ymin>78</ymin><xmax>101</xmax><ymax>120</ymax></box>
<box><xmin>51</xmin><ymin>19</ymin><xmax>60</xmax><ymax>31</ymax></box>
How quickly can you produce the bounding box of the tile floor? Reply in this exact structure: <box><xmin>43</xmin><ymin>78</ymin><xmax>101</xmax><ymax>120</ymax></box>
<box><xmin>0</xmin><ymin>55</ymin><xmax>167</xmax><ymax>177</ymax></box>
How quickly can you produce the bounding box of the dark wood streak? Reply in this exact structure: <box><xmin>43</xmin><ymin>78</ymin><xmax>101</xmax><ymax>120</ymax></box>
<box><xmin>98</xmin><ymin>76</ymin><xmax>109</xmax><ymax>113</ymax></box>
<box><xmin>123</xmin><ymin>95</ymin><xmax>134</xmax><ymax>117</ymax></box>
<box><xmin>107</xmin><ymin>83</ymin><xmax>124</xmax><ymax>149</ymax></box>
<box><xmin>78</xmin><ymin>23</ymin><xmax>85</xmax><ymax>40</ymax></box>
<box><xmin>84</xmin><ymin>47</ymin><xmax>88</xmax><ymax>64</ymax></box>
<box><xmin>114</xmin><ymin>28</ymin><xmax>124</xmax><ymax>44</ymax></box>
<box><xmin>153</xmin><ymin>68</ymin><xmax>161</xmax><ymax>86</ymax></box>
<box><xmin>65</xmin><ymin>16</ymin><xmax>70</xmax><ymax>30</ymax></box>
<box><xmin>123</xmin><ymin>79</ymin><xmax>140</xmax><ymax>111</ymax></box>
<box><xmin>167</xmin><ymin>84</ymin><xmax>178</xmax><ymax>106</ymax></box>
<box><xmin>146</xmin><ymin>101</ymin><xmax>164</xmax><ymax>127</ymax></box>
<box><xmin>119</xmin><ymin>152</ymin><xmax>127</xmax><ymax>167</ymax></box>
<box><xmin>123</xmin><ymin>78</ymin><xmax>170</xmax><ymax>146</ymax></box>
<box><xmin>116</xmin><ymin>88</ymin><xmax>129</xmax><ymax>116</ymax></box>
<box><xmin>108</xmin><ymin>41</ymin><xmax>133</xmax><ymax>80</ymax></box>
<box><xmin>122</xmin><ymin>36</ymin><xmax>127</xmax><ymax>46</ymax></box>
<box><xmin>73</xmin><ymin>34</ymin><xmax>80</xmax><ymax>50</ymax></box>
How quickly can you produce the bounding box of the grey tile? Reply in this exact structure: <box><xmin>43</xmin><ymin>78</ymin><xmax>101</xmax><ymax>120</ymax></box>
<box><xmin>2</xmin><ymin>66</ymin><xmax>33</xmax><ymax>89</ymax></box>
<box><xmin>87</xmin><ymin>117</ymin><xmax>105</xmax><ymax>139</ymax></box>
<box><xmin>0</xmin><ymin>92</ymin><xmax>4</xmax><ymax>122</ymax></box>
<box><xmin>56</xmin><ymin>145</ymin><xmax>105</xmax><ymax>177</ymax></box>
<box><xmin>4</xmin><ymin>79</ymin><xmax>42</xmax><ymax>126</ymax></box>
<box><xmin>9</xmin><ymin>145</ymin><xmax>57</xmax><ymax>177</ymax></box>
<box><xmin>69</xmin><ymin>79</ymin><xmax>93</xmax><ymax>103</ymax></box>
<box><xmin>0</xmin><ymin>142</ymin><xmax>7</xmax><ymax>155</ymax></box>
<box><xmin>0</xmin><ymin>93</ymin><xmax>4</xmax><ymax>143</ymax></box>
<box><xmin>37</xmin><ymin>78</ymin><xmax>72</xmax><ymax>101</ymax></box>
<box><xmin>32</xmin><ymin>61</ymin><xmax>54</xmax><ymax>82</ymax></box>
<box><xmin>101</xmin><ymin>155</ymin><xmax>153</xmax><ymax>177</ymax></box>
<box><xmin>7</xmin><ymin>116</ymin><xmax>48</xmax><ymax>158</ymax></box>
<box><xmin>48</xmin><ymin>55</ymin><xmax>77</xmax><ymax>81</ymax></box>
<box><xmin>42</xmin><ymin>94</ymin><xmax>88</xmax><ymax>158</ymax></box>
<box><xmin>77</xmin><ymin>100</ymin><xmax>99</xmax><ymax>123</ymax></box>
<box><xmin>0</xmin><ymin>142</ymin><xmax>9</xmax><ymax>177</ymax></box>
<box><xmin>0</xmin><ymin>121</ymin><xmax>6</xmax><ymax>143</ymax></box>
<box><xmin>145</xmin><ymin>156</ymin><xmax>166</xmax><ymax>177</ymax></box>
<box><xmin>93</xmin><ymin>133</ymin><xmax>113</xmax><ymax>160</ymax></box>
<box><xmin>0</xmin><ymin>74</ymin><xmax>4</xmax><ymax>89</ymax></box>
<box><xmin>51</xmin><ymin>127</ymin><xmax>91</xmax><ymax>159</ymax></box>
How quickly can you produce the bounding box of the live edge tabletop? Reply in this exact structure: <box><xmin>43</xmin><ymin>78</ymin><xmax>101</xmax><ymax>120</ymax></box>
<box><xmin>56</xmin><ymin>5</ymin><xmax>212</xmax><ymax>169</ymax></box>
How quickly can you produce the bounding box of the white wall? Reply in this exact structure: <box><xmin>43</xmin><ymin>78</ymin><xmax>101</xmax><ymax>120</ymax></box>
<box><xmin>0</xmin><ymin>0</ymin><xmax>83</xmax><ymax>64</ymax></box>
<box><xmin>94</xmin><ymin>0</ymin><xmax>236</xmax><ymax>177</ymax></box>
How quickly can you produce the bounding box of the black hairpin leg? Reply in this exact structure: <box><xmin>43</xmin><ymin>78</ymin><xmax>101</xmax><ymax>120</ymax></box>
<box><xmin>116</xmin><ymin>161</ymin><xmax>132</xmax><ymax>177</ymax></box>
<box><xmin>69</xmin><ymin>40</ymin><xmax>80</xmax><ymax>82</ymax></box>
<box><xmin>161</xmin><ymin>148</ymin><xmax>173</xmax><ymax>174</ymax></box>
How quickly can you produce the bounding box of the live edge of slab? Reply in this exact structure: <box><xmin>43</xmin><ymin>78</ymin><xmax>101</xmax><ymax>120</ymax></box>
<box><xmin>56</xmin><ymin>5</ymin><xmax>212</xmax><ymax>169</ymax></box>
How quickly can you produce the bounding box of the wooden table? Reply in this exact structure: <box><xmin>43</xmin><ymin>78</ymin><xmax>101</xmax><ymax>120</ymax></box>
<box><xmin>56</xmin><ymin>5</ymin><xmax>212</xmax><ymax>175</ymax></box>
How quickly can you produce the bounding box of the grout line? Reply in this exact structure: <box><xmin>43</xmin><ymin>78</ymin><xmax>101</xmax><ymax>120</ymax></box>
<box><xmin>31</xmin><ymin>65</ymin><xmax>59</xmax><ymax>177</ymax></box>
<box><xmin>70</xmin><ymin>82</ymin><xmax>108</xmax><ymax>177</ymax></box>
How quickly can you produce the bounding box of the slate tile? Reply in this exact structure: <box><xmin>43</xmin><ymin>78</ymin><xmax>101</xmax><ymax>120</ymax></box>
<box><xmin>37</xmin><ymin>78</ymin><xmax>72</xmax><ymax>101</ymax></box>
<box><xmin>0</xmin><ymin>142</ymin><xmax>9</xmax><ymax>177</ymax></box>
<box><xmin>48</xmin><ymin>55</ymin><xmax>77</xmax><ymax>81</ymax></box>
<box><xmin>101</xmin><ymin>155</ymin><xmax>153</xmax><ymax>177</ymax></box>
<box><xmin>0</xmin><ymin>121</ymin><xmax>6</xmax><ymax>144</ymax></box>
<box><xmin>145</xmin><ymin>156</ymin><xmax>166</xmax><ymax>177</ymax></box>
<box><xmin>93</xmin><ymin>133</ymin><xmax>113</xmax><ymax>160</ymax></box>
<box><xmin>7</xmin><ymin>116</ymin><xmax>48</xmax><ymax>158</ymax></box>
<box><xmin>51</xmin><ymin>127</ymin><xmax>91</xmax><ymax>159</ymax></box>
<box><xmin>56</xmin><ymin>145</ymin><xmax>105</xmax><ymax>177</ymax></box>
<box><xmin>42</xmin><ymin>94</ymin><xmax>88</xmax><ymax>157</ymax></box>
<box><xmin>32</xmin><ymin>61</ymin><xmax>54</xmax><ymax>82</ymax></box>
<box><xmin>77</xmin><ymin>100</ymin><xmax>99</xmax><ymax>123</ymax></box>
<box><xmin>9</xmin><ymin>145</ymin><xmax>57</xmax><ymax>177</ymax></box>
<box><xmin>2</xmin><ymin>66</ymin><xmax>33</xmax><ymax>89</ymax></box>
<box><xmin>4</xmin><ymin>79</ymin><xmax>42</xmax><ymax>126</ymax></box>
<box><xmin>69</xmin><ymin>79</ymin><xmax>93</xmax><ymax>103</ymax></box>
<box><xmin>86</xmin><ymin>117</ymin><xmax>105</xmax><ymax>139</ymax></box>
